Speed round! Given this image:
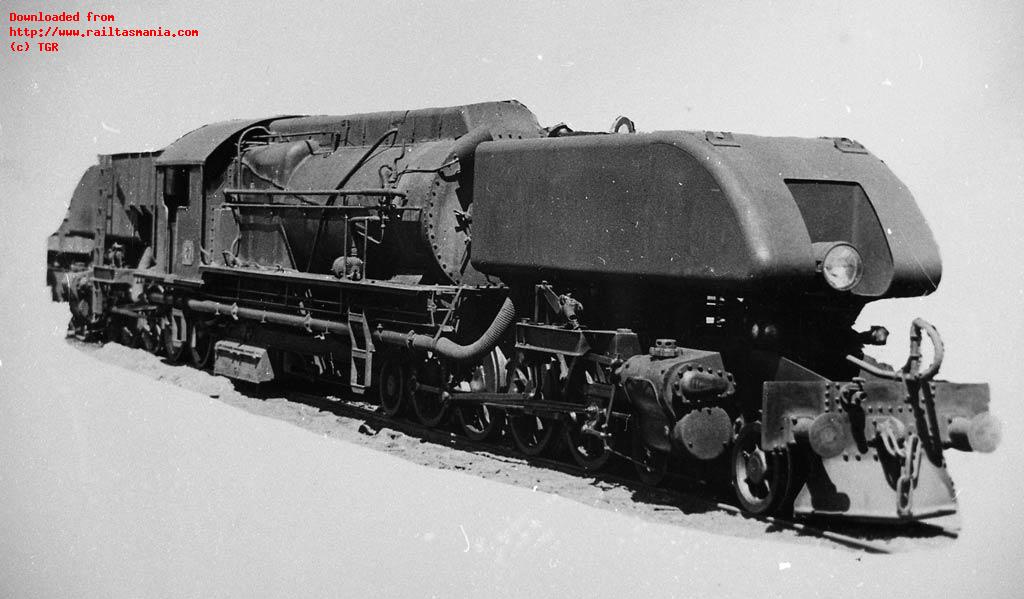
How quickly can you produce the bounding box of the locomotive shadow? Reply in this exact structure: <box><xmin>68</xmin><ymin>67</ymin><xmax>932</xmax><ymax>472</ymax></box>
<box><xmin>244</xmin><ymin>377</ymin><xmax>725</xmax><ymax>518</ymax></box>
<box><xmin>80</xmin><ymin>334</ymin><xmax>958</xmax><ymax>550</ymax></box>
<box><xmin>269</xmin><ymin>379</ymin><xmax>960</xmax><ymax>549</ymax></box>
<box><xmin>73</xmin><ymin>329</ymin><xmax>960</xmax><ymax>554</ymax></box>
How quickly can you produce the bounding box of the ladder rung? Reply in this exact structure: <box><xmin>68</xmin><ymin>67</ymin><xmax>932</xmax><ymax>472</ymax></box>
<box><xmin>347</xmin><ymin>310</ymin><xmax>375</xmax><ymax>395</ymax></box>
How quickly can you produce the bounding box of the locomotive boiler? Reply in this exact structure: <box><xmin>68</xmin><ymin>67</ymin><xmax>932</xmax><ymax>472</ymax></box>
<box><xmin>47</xmin><ymin>100</ymin><xmax>1000</xmax><ymax>521</ymax></box>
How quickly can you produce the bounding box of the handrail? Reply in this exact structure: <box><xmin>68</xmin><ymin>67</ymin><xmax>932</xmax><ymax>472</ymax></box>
<box><xmin>234</xmin><ymin>126</ymin><xmax>272</xmax><ymax>188</ymax></box>
<box><xmin>846</xmin><ymin>317</ymin><xmax>944</xmax><ymax>382</ymax></box>
<box><xmin>222</xmin><ymin>203</ymin><xmax>417</xmax><ymax>211</ymax></box>
<box><xmin>307</xmin><ymin>128</ymin><xmax>401</xmax><ymax>272</ymax></box>
<box><xmin>223</xmin><ymin>188</ymin><xmax>406</xmax><ymax>197</ymax></box>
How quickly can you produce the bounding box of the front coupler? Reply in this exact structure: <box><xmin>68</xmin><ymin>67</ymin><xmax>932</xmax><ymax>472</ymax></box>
<box><xmin>764</xmin><ymin>319</ymin><xmax>1000</xmax><ymax>521</ymax></box>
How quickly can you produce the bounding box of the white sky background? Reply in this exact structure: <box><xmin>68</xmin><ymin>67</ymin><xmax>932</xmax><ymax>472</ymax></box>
<box><xmin>0</xmin><ymin>0</ymin><xmax>1022</xmax><ymax>582</ymax></box>
<box><xmin>2</xmin><ymin>0</ymin><xmax>1022</xmax><ymax>437</ymax></box>
<box><xmin>2</xmin><ymin>0</ymin><xmax>1022</xmax><ymax>372</ymax></box>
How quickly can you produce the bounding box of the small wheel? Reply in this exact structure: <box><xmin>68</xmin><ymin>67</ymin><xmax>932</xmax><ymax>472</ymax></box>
<box><xmin>507</xmin><ymin>364</ymin><xmax>559</xmax><ymax>456</ymax></box>
<box><xmin>509</xmin><ymin>413</ymin><xmax>559</xmax><ymax>456</ymax></box>
<box><xmin>161</xmin><ymin>316</ymin><xmax>184</xmax><ymax>363</ymax></box>
<box><xmin>563</xmin><ymin>411</ymin><xmax>613</xmax><ymax>471</ymax></box>
<box><xmin>411</xmin><ymin>357</ymin><xmax>450</xmax><ymax>427</ymax></box>
<box><xmin>378</xmin><ymin>359</ymin><xmax>407</xmax><ymax>417</ymax></box>
<box><xmin>188</xmin><ymin>316</ymin><xmax>215</xmax><ymax>368</ymax></box>
<box><xmin>632</xmin><ymin>426</ymin><xmax>668</xmax><ymax>486</ymax></box>
<box><xmin>732</xmin><ymin>421</ymin><xmax>793</xmax><ymax>516</ymax></box>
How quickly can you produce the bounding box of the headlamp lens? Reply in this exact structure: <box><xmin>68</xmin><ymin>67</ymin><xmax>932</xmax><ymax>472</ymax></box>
<box><xmin>822</xmin><ymin>243</ymin><xmax>863</xmax><ymax>291</ymax></box>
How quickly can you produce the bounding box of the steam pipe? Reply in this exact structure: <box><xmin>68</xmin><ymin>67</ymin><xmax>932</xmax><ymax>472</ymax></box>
<box><xmin>446</xmin><ymin>125</ymin><xmax>493</xmax><ymax>166</ymax></box>
<box><xmin>374</xmin><ymin>297</ymin><xmax>516</xmax><ymax>361</ymax></box>
<box><xmin>147</xmin><ymin>293</ymin><xmax>516</xmax><ymax>363</ymax></box>
<box><xmin>149</xmin><ymin>292</ymin><xmax>350</xmax><ymax>336</ymax></box>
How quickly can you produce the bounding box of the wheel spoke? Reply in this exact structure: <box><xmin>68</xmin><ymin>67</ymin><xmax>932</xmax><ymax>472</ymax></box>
<box><xmin>457</xmin><ymin>349</ymin><xmax>505</xmax><ymax>441</ymax></box>
<box><xmin>140</xmin><ymin>321</ymin><xmax>159</xmax><ymax>354</ymax></box>
<box><xmin>188</xmin><ymin>317</ymin><xmax>215</xmax><ymax>368</ymax></box>
<box><xmin>161</xmin><ymin>315</ymin><xmax>184</xmax><ymax>363</ymax></box>
<box><xmin>411</xmin><ymin>357</ymin><xmax>449</xmax><ymax>427</ymax></box>
<box><xmin>509</xmin><ymin>412</ymin><xmax>557</xmax><ymax>456</ymax></box>
<box><xmin>506</xmin><ymin>361</ymin><xmax>558</xmax><ymax>456</ymax></box>
<box><xmin>564</xmin><ymin>412</ymin><xmax>611</xmax><ymax>471</ymax></box>
<box><xmin>378</xmin><ymin>359</ymin><xmax>406</xmax><ymax>417</ymax></box>
<box><xmin>458</xmin><ymin>404</ymin><xmax>500</xmax><ymax>441</ymax></box>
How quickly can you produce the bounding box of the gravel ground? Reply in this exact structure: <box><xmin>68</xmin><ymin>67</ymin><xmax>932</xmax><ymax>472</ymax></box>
<box><xmin>75</xmin><ymin>335</ymin><xmax>819</xmax><ymax>544</ymax></box>
<box><xmin>76</xmin><ymin>339</ymin><xmax>958</xmax><ymax>553</ymax></box>
<box><xmin>3</xmin><ymin>297</ymin><xmax>1023</xmax><ymax>599</ymax></box>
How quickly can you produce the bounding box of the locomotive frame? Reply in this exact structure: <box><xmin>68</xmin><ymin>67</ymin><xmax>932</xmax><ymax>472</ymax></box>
<box><xmin>47</xmin><ymin>100</ymin><xmax>1000</xmax><ymax>522</ymax></box>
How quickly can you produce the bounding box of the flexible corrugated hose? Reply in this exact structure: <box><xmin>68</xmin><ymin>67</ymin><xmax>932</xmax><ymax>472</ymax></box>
<box><xmin>376</xmin><ymin>297</ymin><xmax>515</xmax><ymax>362</ymax></box>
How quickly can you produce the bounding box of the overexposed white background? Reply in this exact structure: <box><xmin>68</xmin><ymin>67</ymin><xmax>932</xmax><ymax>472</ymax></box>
<box><xmin>4</xmin><ymin>1</ymin><xmax>1022</xmax><ymax>379</ymax></box>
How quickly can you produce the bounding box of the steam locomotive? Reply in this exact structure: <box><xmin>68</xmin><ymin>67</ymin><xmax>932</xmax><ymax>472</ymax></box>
<box><xmin>47</xmin><ymin>100</ymin><xmax>1000</xmax><ymax>520</ymax></box>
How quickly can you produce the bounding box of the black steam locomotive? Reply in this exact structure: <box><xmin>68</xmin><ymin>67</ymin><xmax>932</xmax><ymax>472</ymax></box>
<box><xmin>47</xmin><ymin>100</ymin><xmax>999</xmax><ymax>520</ymax></box>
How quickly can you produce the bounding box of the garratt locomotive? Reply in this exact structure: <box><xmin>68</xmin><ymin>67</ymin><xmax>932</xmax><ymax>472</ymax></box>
<box><xmin>47</xmin><ymin>100</ymin><xmax>999</xmax><ymax>520</ymax></box>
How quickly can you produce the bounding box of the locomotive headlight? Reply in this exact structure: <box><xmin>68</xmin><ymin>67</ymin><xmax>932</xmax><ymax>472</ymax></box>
<box><xmin>814</xmin><ymin>242</ymin><xmax>863</xmax><ymax>291</ymax></box>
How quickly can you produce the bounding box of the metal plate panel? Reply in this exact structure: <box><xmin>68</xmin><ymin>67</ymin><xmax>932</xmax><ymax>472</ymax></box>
<box><xmin>156</xmin><ymin>118</ymin><xmax>284</xmax><ymax>166</ymax></box>
<box><xmin>794</xmin><ymin>453</ymin><xmax>956</xmax><ymax>520</ymax></box>
<box><xmin>213</xmin><ymin>341</ymin><xmax>275</xmax><ymax>383</ymax></box>
<box><xmin>472</xmin><ymin>132</ymin><xmax>815</xmax><ymax>290</ymax></box>
<box><xmin>472</xmin><ymin>129</ymin><xmax>941</xmax><ymax>297</ymax></box>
